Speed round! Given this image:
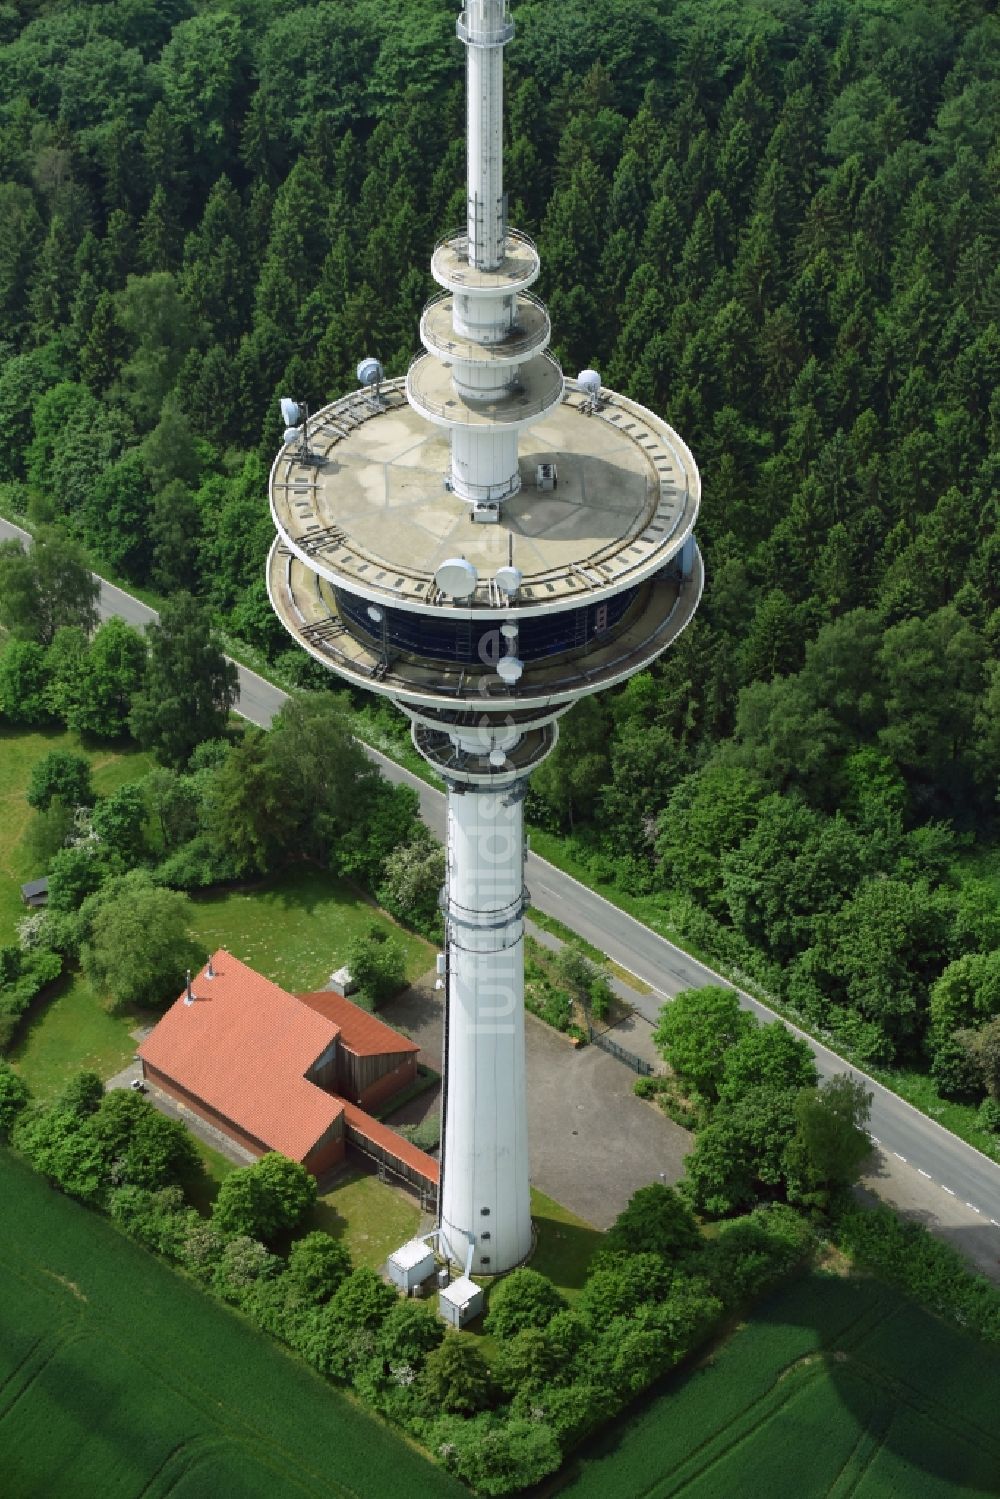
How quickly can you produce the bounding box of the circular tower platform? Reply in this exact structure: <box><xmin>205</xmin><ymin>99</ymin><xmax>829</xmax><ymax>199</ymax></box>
<box><xmin>268</xmin><ymin>376</ymin><xmax>702</xmax><ymax>732</ymax></box>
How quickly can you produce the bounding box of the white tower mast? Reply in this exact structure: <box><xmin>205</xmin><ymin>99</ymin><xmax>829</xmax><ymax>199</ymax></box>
<box><xmin>268</xmin><ymin>0</ymin><xmax>703</xmax><ymax>1276</ymax></box>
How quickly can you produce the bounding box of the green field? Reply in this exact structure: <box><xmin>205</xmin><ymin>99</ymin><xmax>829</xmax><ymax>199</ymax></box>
<box><xmin>557</xmin><ymin>1272</ymin><xmax>1000</xmax><ymax>1498</ymax></box>
<box><xmin>0</xmin><ymin>1149</ymin><xmax>461</xmax><ymax>1499</ymax></box>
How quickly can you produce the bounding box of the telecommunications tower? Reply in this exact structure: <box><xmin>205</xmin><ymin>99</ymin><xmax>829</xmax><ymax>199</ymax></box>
<box><xmin>268</xmin><ymin>0</ymin><xmax>702</xmax><ymax>1275</ymax></box>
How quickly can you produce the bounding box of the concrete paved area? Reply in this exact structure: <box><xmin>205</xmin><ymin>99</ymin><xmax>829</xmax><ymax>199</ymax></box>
<box><xmin>381</xmin><ymin>972</ymin><xmax>691</xmax><ymax>1229</ymax></box>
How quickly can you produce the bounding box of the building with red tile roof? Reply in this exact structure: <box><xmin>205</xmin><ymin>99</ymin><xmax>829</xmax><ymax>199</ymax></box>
<box><xmin>138</xmin><ymin>951</ymin><xmax>435</xmax><ymax>1191</ymax></box>
<box><xmin>298</xmin><ymin>989</ymin><xmax>420</xmax><ymax>1112</ymax></box>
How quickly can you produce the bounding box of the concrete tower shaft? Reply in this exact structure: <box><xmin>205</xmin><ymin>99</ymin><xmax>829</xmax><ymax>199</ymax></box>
<box><xmin>267</xmin><ymin>0</ymin><xmax>703</xmax><ymax>1280</ymax></box>
<box><xmin>439</xmin><ymin>779</ymin><xmax>532</xmax><ymax>1272</ymax></box>
<box><xmin>460</xmin><ymin>0</ymin><xmax>513</xmax><ymax>271</ymax></box>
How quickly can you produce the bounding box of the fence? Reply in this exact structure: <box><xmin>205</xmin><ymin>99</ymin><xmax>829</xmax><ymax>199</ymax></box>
<box><xmin>589</xmin><ymin>1026</ymin><xmax>655</xmax><ymax>1076</ymax></box>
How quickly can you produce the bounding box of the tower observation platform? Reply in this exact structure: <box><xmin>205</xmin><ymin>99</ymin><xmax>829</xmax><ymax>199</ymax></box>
<box><xmin>267</xmin><ymin>0</ymin><xmax>702</xmax><ymax>1278</ymax></box>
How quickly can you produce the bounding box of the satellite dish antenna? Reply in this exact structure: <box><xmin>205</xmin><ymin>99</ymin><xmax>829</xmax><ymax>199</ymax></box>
<box><xmin>578</xmin><ymin>368</ymin><xmax>602</xmax><ymax>411</ymax></box>
<box><xmin>279</xmin><ymin>397</ymin><xmax>301</xmax><ymax>426</ymax></box>
<box><xmin>357</xmin><ymin>356</ymin><xmax>384</xmax><ymax>406</ymax></box>
<box><xmin>489</xmin><ymin>747</ymin><xmax>507</xmax><ymax>767</ymax></box>
<box><xmin>500</xmin><ymin>622</ymin><xmax>518</xmax><ymax>642</ymax></box>
<box><xmin>496</xmin><ymin>656</ymin><xmax>523</xmax><ymax>685</ymax></box>
<box><xmin>367</xmin><ymin>605</ymin><xmax>385</xmax><ymax>624</ymax></box>
<box><xmin>283</xmin><ymin>426</ymin><xmax>302</xmax><ymax>445</ymax></box>
<box><xmin>435</xmin><ymin>557</ymin><xmax>479</xmax><ymax>599</ymax></box>
<box><xmin>495</xmin><ymin>565</ymin><xmax>522</xmax><ymax>597</ymax></box>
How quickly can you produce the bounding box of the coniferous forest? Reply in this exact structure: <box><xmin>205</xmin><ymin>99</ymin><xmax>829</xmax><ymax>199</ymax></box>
<box><xmin>0</xmin><ymin>0</ymin><xmax>998</xmax><ymax>1098</ymax></box>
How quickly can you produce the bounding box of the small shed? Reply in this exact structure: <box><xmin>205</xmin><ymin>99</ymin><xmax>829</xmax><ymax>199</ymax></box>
<box><xmin>387</xmin><ymin>1238</ymin><xmax>435</xmax><ymax>1293</ymax></box>
<box><xmin>20</xmin><ymin>877</ymin><xmax>48</xmax><ymax>909</ymax></box>
<box><xmin>438</xmin><ymin>1275</ymin><xmax>484</xmax><ymax>1328</ymax></box>
<box><xmin>328</xmin><ymin>966</ymin><xmax>357</xmax><ymax>998</ymax></box>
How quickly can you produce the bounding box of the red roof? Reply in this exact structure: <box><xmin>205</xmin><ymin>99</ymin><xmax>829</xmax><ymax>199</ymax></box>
<box><xmin>138</xmin><ymin>952</ymin><xmax>343</xmax><ymax>1161</ymax></box>
<box><xmin>342</xmin><ymin>1102</ymin><xmax>440</xmax><ymax>1185</ymax></box>
<box><xmin>297</xmin><ymin>991</ymin><xmax>420</xmax><ymax>1058</ymax></box>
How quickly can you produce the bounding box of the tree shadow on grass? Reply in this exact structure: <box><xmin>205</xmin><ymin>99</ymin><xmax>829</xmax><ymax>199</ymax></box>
<box><xmin>530</xmin><ymin>1209</ymin><xmax>604</xmax><ymax>1294</ymax></box>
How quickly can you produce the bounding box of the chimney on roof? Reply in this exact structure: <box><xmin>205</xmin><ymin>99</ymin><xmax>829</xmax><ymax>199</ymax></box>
<box><xmin>184</xmin><ymin>969</ymin><xmax>195</xmax><ymax>1006</ymax></box>
<box><xmin>206</xmin><ymin>956</ymin><xmax>215</xmax><ymax>980</ymax></box>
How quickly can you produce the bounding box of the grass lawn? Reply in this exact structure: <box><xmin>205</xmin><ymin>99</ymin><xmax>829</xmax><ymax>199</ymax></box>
<box><xmin>530</xmin><ymin>1187</ymin><xmax>603</xmax><ymax>1301</ymax></box>
<box><xmin>188</xmin><ymin>868</ymin><xmax>434</xmax><ymax>992</ymax></box>
<box><xmin>185</xmin><ymin>1136</ymin><xmax>239</xmax><ymax>1215</ymax></box>
<box><xmin>9</xmin><ymin>971</ymin><xmax>153</xmax><ymax>1101</ymax></box>
<box><xmin>556</xmin><ymin>1270</ymin><xmax>1000</xmax><ymax>1497</ymax></box>
<box><xmin>312</xmin><ymin>1164</ymin><xmax>424</xmax><ymax>1269</ymax></box>
<box><xmin>0</xmin><ymin>1148</ymin><xmax>460</xmax><ymax>1499</ymax></box>
<box><xmin>0</xmin><ymin>725</ymin><xmax>152</xmax><ymax>946</ymax></box>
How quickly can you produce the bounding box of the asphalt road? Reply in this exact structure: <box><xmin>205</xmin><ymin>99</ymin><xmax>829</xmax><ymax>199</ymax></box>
<box><xmin>4</xmin><ymin>516</ymin><xmax>999</xmax><ymax>1265</ymax></box>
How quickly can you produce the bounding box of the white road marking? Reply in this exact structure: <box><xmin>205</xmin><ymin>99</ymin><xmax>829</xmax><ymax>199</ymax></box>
<box><xmin>991</xmin><ymin>1219</ymin><xmax>999</xmax><ymax>1227</ymax></box>
<box><xmin>966</xmin><ymin>1203</ymin><xmax>982</xmax><ymax>1214</ymax></box>
<box><xmin>894</xmin><ymin>1152</ymin><xmax>907</xmax><ymax>1162</ymax></box>
<box><xmin>918</xmin><ymin>1169</ymin><xmax>932</xmax><ymax>1179</ymax></box>
<box><xmin>942</xmin><ymin>1186</ymin><xmax>956</xmax><ymax>1196</ymax></box>
<box><xmin>869</xmin><ymin>1135</ymin><xmax>880</xmax><ymax>1145</ymax></box>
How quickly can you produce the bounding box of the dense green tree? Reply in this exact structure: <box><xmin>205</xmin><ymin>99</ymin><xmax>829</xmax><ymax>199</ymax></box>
<box><xmin>420</xmin><ymin>1336</ymin><xmax>493</xmax><ymax>1415</ymax></box>
<box><xmin>784</xmin><ymin>1075</ymin><xmax>873</xmax><ymax>1205</ymax></box>
<box><xmin>483</xmin><ymin>1268</ymin><xmax>568</xmax><ymax>1341</ymax></box>
<box><xmin>606</xmin><ymin>1181</ymin><xmax>701</xmax><ymax>1259</ymax></box>
<box><xmin>129</xmin><ymin>597</ymin><xmax>237</xmax><ymax>767</ymax></box>
<box><xmin>717</xmin><ymin>1022</ymin><xmax>819</xmax><ymax>1106</ymax></box>
<box><xmin>721</xmin><ymin>799</ymin><xmax>865</xmax><ymax>958</ymax></box>
<box><xmin>653</xmin><ymin>986</ymin><xmax>752</xmax><ymax>1101</ymax></box>
<box><xmin>80</xmin><ymin>872</ymin><xmax>205</xmax><ymax>1010</ymax></box>
<box><xmin>286</xmin><ymin>1231</ymin><xmax>353</xmax><ymax>1305</ymax></box>
<box><xmin>212</xmin><ymin>1152</ymin><xmax>316</xmax><ymax>1241</ymax></box>
<box><xmin>47</xmin><ymin>844</ymin><xmax>109</xmax><ymax>914</ymax></box>
<box><xmin>530</xmin><ymin>697</ymin><xmax>611</xmax><ymax>831</ymax></box>
<box><xmin>0</xmin><ymin>640</ymin><xmax>51</xmax><ymax>725</ymax></box>
<box><xmin>930</xmin><ymin>952</ymin><xmax>1000</xmax><ymax>1043</ymax></box>
<box><xmin>344</xmin><ymin>929</ymin><xmax>406</xmax><ymax>1010</ymax></box>
<box><xmin>578</xmin><ymin>1252</ymin><xmax>672</xmax><ymax>1330</ymax></box>
<box><xmin>143</xmin><ymin>766</ymin><xmax>200</xmax><ymax>853</ymax></box>
<box><xmin>91</xmin><ymin>783</ymin><xmax>148</xmax><ymax>866</ymax></box>
<box><xmin>806</xmin><ymin>878</ymin><xmax>955</xmax><ymax>1056</ymax></box>
<box><xmin>376</xmin><ymin>835</ymin><xmax>444</xmax><ymax>938</ymax></box>
<box><xmin>0</xmin><ymin>1058</ymin><xmax>30</xmax><ymax>1138</ymax></box>
<box><xmin>27</xmin><ymin>751</ymin><xmax>94</xmax><ymax>812</ymax></box>
<box><xmin>69</xmin><ymin>618</ymin><xmax>148</xmax><ymax>739</ymax></box>
<box><xmin>86</xmin><ymin>1088</ymin><xmax>201</xmax><ymax>1193</ymax></box>
<box><xmin>0</xmin><ymin>532</ymin><xmax>99</xmax><ymax>646</ymax></box>
<box><xmin>376</xmin><ymin>1299</ymin><xmax>444</xmax><ymax>1373</ymax></box>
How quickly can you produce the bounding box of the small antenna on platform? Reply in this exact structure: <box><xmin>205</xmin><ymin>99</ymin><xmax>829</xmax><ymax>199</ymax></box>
<box><xmin>357</xmin><ymin>356</ymin><xmax>384</xmax><ymax>408</ymax></box>
<box><xmin>278</xmin><ymin>395</ymin><xmax>313</xmax><ymax>462</ymax></box>
<box><xmin>578</xmin><ymin>368</ymin><xmax>602</xmax><ymax>414</ymax></box>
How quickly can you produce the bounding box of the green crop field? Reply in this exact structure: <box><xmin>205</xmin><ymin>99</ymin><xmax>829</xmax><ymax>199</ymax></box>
<box><xmin>557</xmin><ymin>1271</ymin><xmax>1000</xmax><ymax>1498</ymax></box>
<box><xmin>0</xmin><ymin>1149</ymin><xmax>461</xmax><ymax>1499</ymax></box>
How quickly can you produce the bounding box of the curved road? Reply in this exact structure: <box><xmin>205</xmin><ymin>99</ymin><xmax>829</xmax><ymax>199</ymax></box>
<box><xmin>4</xmin><ymin>517</ymin><xmax>999</xmax><ymax>1271</ymax></box>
